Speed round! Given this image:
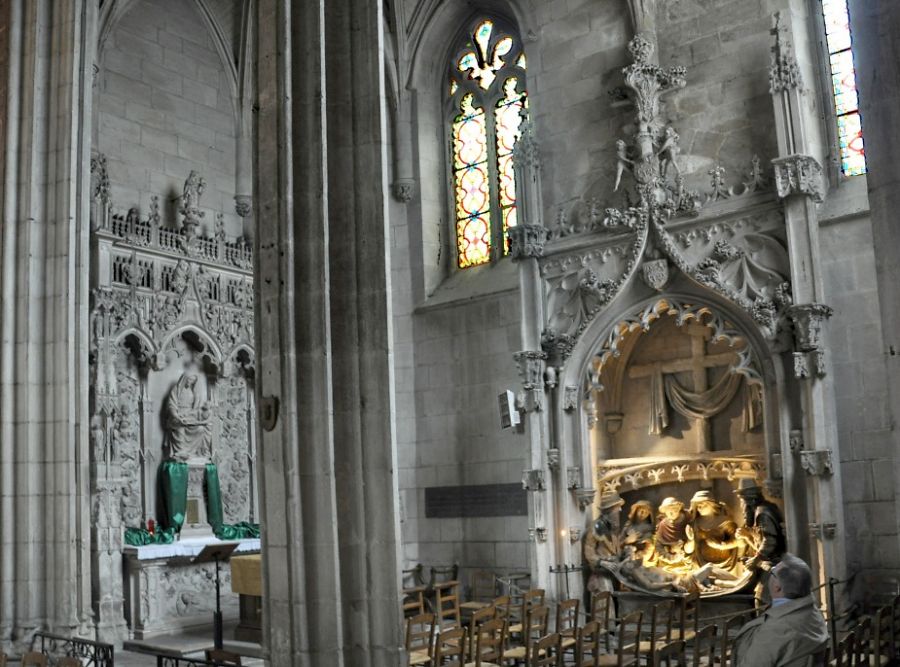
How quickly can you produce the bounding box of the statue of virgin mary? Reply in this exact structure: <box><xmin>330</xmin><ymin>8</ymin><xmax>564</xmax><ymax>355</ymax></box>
<box><xmin>163</xmin><ymin>373</ymin><xmax>212</xmax><ymax>461</ymax></box>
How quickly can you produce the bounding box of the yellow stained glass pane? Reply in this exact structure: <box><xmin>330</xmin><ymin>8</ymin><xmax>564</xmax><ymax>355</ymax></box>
<box><xmin>457</xmin><ymin>213</ymin><xmax>491</xmax><ymax>268</ymax></box>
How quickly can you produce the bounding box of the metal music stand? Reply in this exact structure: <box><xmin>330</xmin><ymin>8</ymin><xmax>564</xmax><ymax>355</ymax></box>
<box><xmin>192</xmin><ymin>542</ymin><xmax>239</xmax><ymax>650</ymax></box>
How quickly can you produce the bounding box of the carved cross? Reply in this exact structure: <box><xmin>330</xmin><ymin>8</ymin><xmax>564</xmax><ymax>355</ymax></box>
<box><xmin>627</xmin><ymin>324</ymin><xmax>738</xmax><ymax>451</ymax></box>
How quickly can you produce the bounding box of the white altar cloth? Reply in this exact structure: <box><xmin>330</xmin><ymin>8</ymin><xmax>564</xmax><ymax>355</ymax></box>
<box><xmin>125</xmin><ymin>535</ymin><xmax>261</xmax><ymax>560</ymax></box>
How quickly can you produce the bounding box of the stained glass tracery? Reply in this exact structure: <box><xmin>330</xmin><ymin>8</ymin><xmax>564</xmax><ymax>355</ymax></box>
<box><xmin>449</xmin><ymin>18</ymin><xmax>528</xmax><ymax>268</ymax></box>
<box><xmin>821</xmin><ymin>0</ymin><xmax>866</xmax><ymax>176</ymax></box>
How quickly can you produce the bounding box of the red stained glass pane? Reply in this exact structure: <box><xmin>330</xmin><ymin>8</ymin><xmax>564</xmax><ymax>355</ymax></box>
<box><xmin>837</xmin><ymin>112</ymin><xmax>866</xmax><ymax>176</ymax></box>
<box><xmin>453</xmin><ymin>94</ymin><xmax>491</xmax><ymax>267</ymax></box>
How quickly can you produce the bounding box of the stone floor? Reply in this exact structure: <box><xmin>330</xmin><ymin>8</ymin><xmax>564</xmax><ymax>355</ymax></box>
<box><xmin>116</xmin><ymin>620</ymin><xmax>263</xmax><ymax>666</ymax></box>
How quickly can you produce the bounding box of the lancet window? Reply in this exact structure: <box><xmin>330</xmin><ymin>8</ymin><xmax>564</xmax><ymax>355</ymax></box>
<box><xmin>448</xmin><ymin>17</ymin><xmax>528</xmax><ymax>269</ymax></box>
<box><xmin>821</xmin><ymin>0</ymin><xmax>866</xmax><ymax>176</ymax></box>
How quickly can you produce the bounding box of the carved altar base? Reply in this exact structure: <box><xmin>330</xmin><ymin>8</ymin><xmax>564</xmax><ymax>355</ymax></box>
<box><xmin>181</xmin><ymin>461</ymin><xmax>212</xmax><ymax>537</ymax></box>
<box><xmin>123</xmin><ymin>537</ymin><xmax>260</xmax><ymax>639</ymax></box>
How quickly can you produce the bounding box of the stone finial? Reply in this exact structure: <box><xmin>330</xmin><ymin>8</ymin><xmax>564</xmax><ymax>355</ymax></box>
<box><xmin>508</xmin><ymin>224</ymin><xmax>549</xmax><ymax>260</ymax></box>
<box><xmin>772</xmin><ymin>155</ymin><xmax>825</xmax><ymax>203</ymax></box>
<box><xmin>769</xmin><ymin>12</ymin><xmax>803</xmax><ymax>94</ymax></box>
<box><xmin>512</xmin><ymin>121</ymin><xmax>540</xmax><ymax>170</ymax></box>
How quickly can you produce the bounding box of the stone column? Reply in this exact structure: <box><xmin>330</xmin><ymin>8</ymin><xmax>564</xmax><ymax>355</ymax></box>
<box><xmin>768</xmin><ymin>14</ymin><xmax>847</xmax><ymax>592</ymax></box>
<box><xmin>0</xmin><ymin>0</ymin><xmax>96</xmax><ymax>648</ymax></box>
<box><xmin>850</xmin><ymin>0</ymin><xmax>900</xmax><ymax>562</ymax></box>
<box><xmin>254</xmin><ymin>0</ymin><xmax>402</xmax><ymax>664</ymax></box>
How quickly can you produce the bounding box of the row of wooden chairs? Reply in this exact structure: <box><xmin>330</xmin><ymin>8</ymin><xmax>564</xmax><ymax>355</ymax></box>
<box><xmin>827</xmin><ymin>598</ymin><xmax>900</xmax><ymax>666</ymax></box>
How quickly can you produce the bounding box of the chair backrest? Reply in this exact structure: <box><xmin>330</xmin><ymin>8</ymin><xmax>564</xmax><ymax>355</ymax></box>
<box><xmin>492</xmin><ymin>595</ymin><xmax>513</xmax><ymax>620</ymax></box>
<box><xmin>720</xmin><ymin>611</ymin><xmax>751</xmax><ymax>667</ymax></box>
<box><xmin>402</xmin><ymin>564</ymin><xmax>427</xmax><ymax>616</ymax></box>
<box><xmin>853</xmin><ymin>616</ymin><xmax>873</xmax><ymax>665</ymax></box>
<box><xmin>56</xmin><ymin>658</ymin><xmax>83</xmax><ymax>667</ymax></box>
<box><xmin>467</xmin><ymin>605</ymin><xmax>498</xmax><ymax>657</ymax></box>
<box><xmin>405</xmin><ymin>612</ymin><xmax>435</xmax><ymax>655</ymax></box>
<box><xmin>645</xmin><ymin>599</ymin><xmax>675</xmax><ymax>658</ymax></box>
<box><xmin>873</xmin><ymin>605</ymin><xmax>892</xmax><ymax>661</ymax></box>
<box><xmin>832</xmin><ymin>630</ymin><xmax>855</xmax><ymax>667</ymax></box>
<box><xmin>20</xmin><ymin>652</ymin><xmax>48</xmax><ymax>667</ymax></box>
<box><xmin>430</xmin><ymin>564</ymin><xmax>460</xmax><ymax>588</ymax></box>
<box><xmin>516</xmin><ymin>588</ymin><xmax>545</xmax><ymax>625</ymax></box>
<box><xmin>434</xmin><ymin>580</ymin><xmax>461</xmax><ymax>628</ymax></box>
<box><xmin>556</xmin><ymin>598</ymin><xmax>580</xmax><ymax>639</ymax></box>
<box><xmin>519</xmin><ymin>605</ymin><xmax>550</xmax><ymax>662</ymax></box>
<box><xmin>531</xmin><ymin>632</ymin><xmax>562</xmax><ymax>667</ymax></box>
<box><xmin>576</xmin><ymin>620</ymin><xmax>603</xmax><ymax>667</ymax></box>
<box><xmin>469</xmin><ymin>570</ymin><xmax>496</xmax><ymax>603</ymax></box>
<box><xmin>691</xmin><ymin>624</ymin><xmax>716</xmax><ymax>667</ymax></box>
<box><xmin>678</xmin><ymin>593</ymin><xmax>700</xmax><ymax>642</ymax></box>
<box><xmin>617</xmin><ymin>610</ymin><xmax>643</xmax><ymax>667</ymax></box>
<box><xmin>205</xmin><ymin>649</ymin><xmax>242</xmax><ymax>666</ymax></box>
<box><xmin>434</xmin><ymin>625</ymin><xmax>467</xmax><ymax>667</ymax></box>
<box><xmin>654</xmin><ymin>639</ymin><xmax>686</xmax><ymax>667</ymax></box>
<box><xmin>472</xmin><ymin>617</ymin><xmax>507</xmax><ymax>665</ymax></box>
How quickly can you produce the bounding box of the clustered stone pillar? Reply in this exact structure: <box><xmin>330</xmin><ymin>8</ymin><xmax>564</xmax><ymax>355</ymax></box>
<box><xmin>254</xmin><ymin>0</ymin><xmax>403</xmax><ymax>664</ymax></box>
<box><xmin>0</xmin><ymin>0</ymin><xmax>96</xmax><ymax>649</ymax></box>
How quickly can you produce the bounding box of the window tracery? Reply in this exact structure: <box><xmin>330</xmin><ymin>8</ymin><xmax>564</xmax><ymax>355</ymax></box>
<box><xmin>448</xmin><ymin>17</ymin><xmax>528</xmax><ymax>268</ymax></box>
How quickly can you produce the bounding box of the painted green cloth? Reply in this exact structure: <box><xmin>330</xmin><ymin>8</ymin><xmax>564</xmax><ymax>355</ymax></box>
<box><xmin>205</xmin><ymin>463</ymin><xmax>224</xmax><ymax>529</ymax></box>
<box><xmin>214</xmin><ymin>521</ymin><xmax>260</xmax><ymax>540</ymax></box>
<box><xmin>124</xmin><ymin>526</ymin><xmax>177</xmax><ymax>546</ymax></box>
<box><xmin>160</xmin><ymin>460</ymin><xmax>189</xmax><ymax>531</ymax></box>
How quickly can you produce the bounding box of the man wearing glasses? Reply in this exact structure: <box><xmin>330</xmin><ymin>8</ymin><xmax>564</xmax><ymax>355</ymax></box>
<box><xmin>731</xmin><ymin>553</ymin><xmax>829</xmax><ymax>666</ymax></box>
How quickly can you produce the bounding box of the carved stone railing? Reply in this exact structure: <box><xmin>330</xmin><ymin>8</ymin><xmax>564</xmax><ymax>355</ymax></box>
<box><xmin>596</xmin><ymin>454</ymin><xmax>765</xmax><ymax>494</ymax></box>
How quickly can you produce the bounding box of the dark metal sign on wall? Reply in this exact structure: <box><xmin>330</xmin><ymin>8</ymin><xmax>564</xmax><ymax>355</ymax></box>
<box><xmin>424</xmin><ymin>483</ymin><xmax>528</xmax><ymax>518</ymax></box>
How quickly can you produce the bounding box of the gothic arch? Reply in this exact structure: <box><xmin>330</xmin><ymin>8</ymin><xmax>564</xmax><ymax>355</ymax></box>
<box><xmin>160</xmin><ymin>324</ymin><xmax>224</xmax><ymax>369</ymax></box>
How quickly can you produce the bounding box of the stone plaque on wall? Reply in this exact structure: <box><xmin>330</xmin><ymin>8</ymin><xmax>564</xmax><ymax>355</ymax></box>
<box><xmin>425</xmin><ymin>483</ymin><xmax>527</xmax><ymax>518</ymax></box>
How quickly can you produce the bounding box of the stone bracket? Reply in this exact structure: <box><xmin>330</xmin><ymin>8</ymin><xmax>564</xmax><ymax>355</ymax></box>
<box><xmin>509</xmin><ymin>224</ymin><xmax>549</xmax><ymax>260</ymax></box>
<box><xmin>575</xmin><ymin>488</ymin><xmax>596</xmax><ymax>512</ymax></box>
<box><xmin>772</xmin><ymin>155</ymin><xmax>825</xmax><ymax>203</ymax></box>
<box><xmin>566</xmin><ymin>466</ymin><xmax>582</xmax><ymax>490</ymax></box>
<box><xmin>522</xmin><ymin>469</ymin><xmax>546</xmax><ymax>492</ymax></box>
<box><xmin>799</xmin><ymin>449</ymin><xmax>834</xmax><ymax>476</ymax></box>
<box><xmin>529</xmin><ymin>527</ymin><xmax>548</xmax><ymax>543</ymax></box>
<box><xmin>809</xmin><ymin>522</ymin><xmax>837</xmax><ymax>540</ymax></box>
<box><xmin>547</xmin><ymin>448</ymin><xmax>560</xmax><ymax>472</ymax></box>
<box><xmin>788</xmin><ymin>429</ymin><xmax>803</xmax><ymax>453</ymax></box>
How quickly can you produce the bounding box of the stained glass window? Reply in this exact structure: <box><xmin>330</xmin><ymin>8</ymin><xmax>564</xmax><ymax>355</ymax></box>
<box><xmin>448</xmin><ymin>18</ymin><xmax>528</xmax><ymax>268</ymax></box>
<box><xmin>821</xmin><ymin>0</ymin><xmax>866</xmax><ymax>176</ymax></box>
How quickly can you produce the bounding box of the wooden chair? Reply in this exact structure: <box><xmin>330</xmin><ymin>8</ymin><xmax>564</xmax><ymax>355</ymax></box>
<box><xmin>467</xmin><ymin>605</ymin><xmax>498</xmax><ymax>658</ymax></box>
<box><xmin>430</xmin><ymin>564</ymin><xmax>460</xmax><ymax>589</ymax></box>
<box><xmin>654</xmin><ymin>639</ymin><xmax>686</xmax><ymax>667</ymax></box>
<box><xmin>205</xmin><ymin>649</ymin><xmax>242</xmax><ymax>666</ymax></box>
<box><xmin>492</xmin><ymin>595</ymin><xmax>513</xmax><ymax>622</ymax></box>
<box><xmin>20</xmin><ymin>653</ymin><xmax>48</xmax><ymax>667</ymax></box>
<box><xmin>434</xmin><ymin>625</ymin><xmax>468</xmax><ymax>667</ymax></box>
<box><xmin>871</xmin><ymin>606</ymin><xmax>892</xmax><ymax>666</ymax></box>
<box><xmin>502</xmin><ymin>604</ymin><xmax>549</xmax><ymax>665</ymax></box>
<box><xmin>853</xmin><ymin>616</ymin><xmax>873</xmax><ymax>666</ymax></box>
<box><xmin>434</xmin><ymin>580</ymin><xmax>462</xmax><ymax>630</ymax></box>
<box><xmin>590</xmin><ymin>591</ymin><xmax>614</xmax><ymax>654</ymax></box>
<box><xmin>638</xmin><ymin>599</ymin><xmax>675</xmax><ymax>664</ymax></box>
<box><xmin>469</xmin><ymin>617</ymin><xmax>507</xmax><ymax>667</ymax></box>
<box><xmin>555</xmin><ymin>598</ymin><xmax>580</xmax><ymax>656</ymax></box>
<box><xmin>405</xmin><ymin>612</ymin><xmax>436</xmax><ymax>666</ymax></box>
<box><xmin>0</xmin><ymin>651</ymin><xmax>6</xmax><ymax>667</ymax></box>
<box><xmin>690</xmin><ymin>624</ymin><xmax>717</xmax><ymax>667</ymax></box>
<box><xmin>509</xmin><ymin>589</ymin><xmax>545</xmax><ymax>637</ymax></box>
<box><xmin>461</xmin><ymin>570</ymin><xmax>497</xmax><ymax>615</ymax></box>
<box><xmin>678</xmin><ymin>593</ymin><xmax>700</xmax><ymax>644</ymax></box>
<box><xmin>575</xmin><ymin>620</ymin><xmax>606</xmax><ymax>667</ymax></box>
<box><xmin>530</xmin><ymin>632</ymin><xmax>562</xmax><ymax>667</ymax></box>
<box><xmin>719</xmin><ymin>611</ymin><xmax>751</xmax><ymax>667</ymax></box>
<box><xmin>403</xmin><ymin>564</ymin><xmax>428</xmax><ymax>617</ymax></box>
<box><xmin>596</xmin><ymin>610</ymin><xmax>642</xmax><ymax>667</ymax></box>
<box><xmin>831</xmin><ymin>630</ymin><xmax>855</xmax><ymax>667</ymax></box>
<box><xmin>56</xmin><ymin>659</ymin><xmax>83</xmax><ymax>667</ymax></box>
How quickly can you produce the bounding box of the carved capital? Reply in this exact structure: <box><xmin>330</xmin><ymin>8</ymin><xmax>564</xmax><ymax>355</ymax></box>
<box><xmin>787</xmin><ymin>303</ymin><xmax>833</xmax><ymax>351</ymax></box>
<box><xmin>522</xmin><ymin>469</ymin><xmax>546</xmax><ymax>492</ymax></box>
<box><xmin>772</xmin><ymin>155</ymin><xmax>825</xmax><ymax>203</ymax></box>
<box><xmin>799</xmin><ymin>449</ymin><xmax>834</xmax><ymax>476</ymax></box>
<box><xmin>547</xmin><ymin>448</ymin><xmax>560</xmax><ymax>472</ymax></box>
<box><xmin>575</xmin><ymin>488</ymin><xmax>596</xmax><ymax>512</ymax></box>
<box><xmin>566</xmin><ymin>466</ymin><xmax>582</xmax><ymax>490</ymax></box>
<box><xmin>234</xmin><ymin>194</ymin><xmax>252</xmax><ymax>218</ymax></box>
<box><xmin>509</xmin><ymin>224</ymin><xmax>549</xmax><ymax>260</ymax></box>
<box><xmin>392</xmin><ymin>179</ymin><xmax>416</xmax><ymax>203</ymax></box>
<box><xmin>513</xmin><ymin>350</ymin><xmax>547</xmax><ymax>390</ymax></box>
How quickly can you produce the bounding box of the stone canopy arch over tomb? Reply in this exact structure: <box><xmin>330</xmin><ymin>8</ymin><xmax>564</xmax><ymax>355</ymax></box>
<box><xmin>507</xmin><ymin>24</ymin><xmax>845</xmax><ymax>601</ymax></box>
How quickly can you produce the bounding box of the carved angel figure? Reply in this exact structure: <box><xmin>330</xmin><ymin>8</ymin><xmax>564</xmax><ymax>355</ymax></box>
<box><xmin>657</xmin><ymin>126</ymin><xmax>681</xmax><ymax>179</ymax></box>
<box><xmin>163</xmin><ymin>373</ymin><xmax>212</xmax><ymax>461</ymax></box>
<box><xmin>614</xmin><ymin>140</ymin><xmax>633</xmax><ymax>192</ymax></box>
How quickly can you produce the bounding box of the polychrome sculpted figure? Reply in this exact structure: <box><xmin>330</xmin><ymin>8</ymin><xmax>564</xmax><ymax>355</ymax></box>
<box><xmin>735</xmin><ymin>479</ymin><xmax>786</xmax><ymax>605</ymax></box>
<box><xmin>163</xmin><ymin>373</ymin><xmax>213</xmax><ymax>461</ymax></box>
<box><xmin>686</xmin><ymin>490</ymin><xmax>743</xmax><ymax>571</ymax></box>
<box><xmin>654</xmin><ymin>497</ymin><xmax>690</xmax><ymax>563</ymax></box>
<box><xmin>583</xmin><ymin>491</ymin><xmax>625</xmax><ymax>602</ymax></box>
<box><xmin>622</xmin><ymin>500</ymin><xmax>655</xmax><ymax>550</ymax></box>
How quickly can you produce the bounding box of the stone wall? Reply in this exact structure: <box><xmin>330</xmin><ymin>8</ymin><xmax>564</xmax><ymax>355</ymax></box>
<box><xmin>96</xmin><ymin>0</ymin><xmax>241</xmax><ymax>236</ymax></box>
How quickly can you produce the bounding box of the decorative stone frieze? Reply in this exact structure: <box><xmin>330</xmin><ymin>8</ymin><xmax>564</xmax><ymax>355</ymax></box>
<box><xmin>566</xmin><ymin>466</ymin><xmax>582</xmax><ymax>490</ymax></box>
<box><xmin>772</xmin><ymin>155</ymin><xmax>825</xmax><ymax>203</ymax></box>
<box><xmin>799</xmin><ymin>449</ymin><xmax>834</xmax><ymax>476</ymax></box>
<box><xmin>509</xmin><ymin>224</ymin><xmax>549</xmax><ymax>260</ymax></box>
<box><xmin>391</xmin><ymin>179</ymin><xmax>416</xmax><ymax>203</ymax></box>
<box><xmin>522</xmin><ymin>469</ymin><xmax>546</xmax><ymax>491</ymax></box>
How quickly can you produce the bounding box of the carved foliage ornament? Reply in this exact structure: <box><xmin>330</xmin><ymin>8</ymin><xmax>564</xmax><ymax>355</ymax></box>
<box><xmin>787</xmin><ymin>303</ymin><xmax>833</xmax><ymax>352</ymax></box>
<box><xmin>772</xmin><ymin>155</ymin><xmax>825</xmax><ymax>203</ymax></box>
<box><xmin>509</xmin><ymin>224</ymin><xmax>549</xmax><ymax>260</ymax></box>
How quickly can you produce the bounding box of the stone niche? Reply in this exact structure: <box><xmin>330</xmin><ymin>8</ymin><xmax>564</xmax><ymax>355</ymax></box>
<box><xmin>88</xmin><ymin>162</ymin><xmax>259</xmax><ymax>641</ymax></box>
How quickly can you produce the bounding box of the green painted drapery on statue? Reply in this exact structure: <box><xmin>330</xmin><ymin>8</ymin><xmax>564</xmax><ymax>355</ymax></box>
<box><xmin>160</xmin><ymin>460</ymin><xmax>190</xmax><ymax>531</ymax></box>
<box><xmin>205</xmin><ymin>463</ymin><xmax>260</xmax><ymax>539</ymax></box>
